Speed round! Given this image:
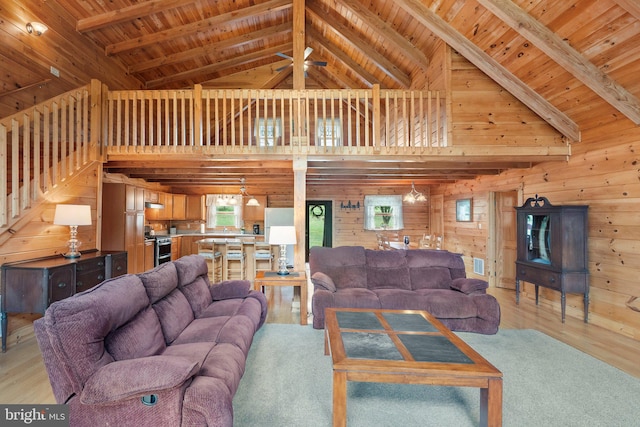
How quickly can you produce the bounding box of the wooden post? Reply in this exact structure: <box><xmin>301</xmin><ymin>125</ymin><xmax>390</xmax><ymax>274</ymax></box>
<box><xmin>292</xmin><ymin>155</ymin><xmax>307</xmax><ymax>272</ymax></box>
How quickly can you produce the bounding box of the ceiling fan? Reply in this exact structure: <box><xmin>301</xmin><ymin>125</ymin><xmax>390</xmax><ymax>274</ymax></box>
<box><xmin>275</xmin><ymin>47</ymin><xmax>327</xmax><ymax>77</ymax></box>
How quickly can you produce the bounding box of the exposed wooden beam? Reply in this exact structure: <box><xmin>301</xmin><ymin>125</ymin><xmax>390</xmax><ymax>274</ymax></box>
<box><xmin>293</xmin><ymin>0</ymin><xmax>306</xmax><ymax>90</ymax></box>
<box><xmin>262</xmin><ymin>67</ymin><xmax>294</xmax><ymax>89</ymax></box>
<box><xmin>306</xmin><ymin>2</ymin><xmax>411</xmax><ymax>88</ymax></box>
<box><xmin>105</xmin><ymin>0</ymin><xmax>292</xmax><ymax>55</ymax></box>
<box><xmin>338</xmin><ymin>0</ymin><xmax>429</xmax><ymax>70</ymax></box>
<box><xmin>146</xmin><ymin>43</ymin><xmax>292</xmax><ymax>88</ymax></box>
<box><xmin>395</xmin><ymin>0</ymin><xmax>580</xmax><ymax>142</ymax></box>
<box><xmin>614</xmin><ymin>0</ymin><xmax>640</xmax><ymax>21</ymax></box>
<box><xmin>77</xmin><ymin>0</ymin><xmax>196</xmax><ymax>32</ymax></box>
<box><xmin>129</xmin><ymin>23</ymin><xmax>293</xmax><ymax>73</ymax></box>
<box><xmin>478</xmin><ymin>0</ymin><xmax>640</xmax><ymax>125</ymax></box>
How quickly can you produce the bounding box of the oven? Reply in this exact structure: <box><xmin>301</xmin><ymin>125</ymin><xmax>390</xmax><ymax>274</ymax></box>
<box><xmin>155</xmin><ymin>236</ymin><xmax>172</xmax><ymax>266</ymax></box>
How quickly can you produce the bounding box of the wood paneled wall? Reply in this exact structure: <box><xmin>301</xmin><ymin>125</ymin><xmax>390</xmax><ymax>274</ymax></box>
<box><xmin>431</xmin><ymin>61</ymin><xmax>640</xmax><ymax>340</ymax></box>
<box><xmin>0</xmin><ymin>163</ymin><xmax>102</xmax><ymax>264</ymax></box>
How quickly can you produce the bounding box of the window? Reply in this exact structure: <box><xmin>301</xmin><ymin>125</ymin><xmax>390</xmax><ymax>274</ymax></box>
<box><xmin>254</xmin><ymin>118</ymin><xmax>282</xmax><ymax>147</ymax></box>
<box><xmin>316</xmin><ymin>118</ymin><xmax>342</xmax><ymax>146</ymax></box>
<box><xmin>364</xmin><ymin>195</ymin><xmax>404</xmax><ymax>231</ymax></box>
<box><xmin>206</xmin><ymin>195</ymin><xmax>243</xmax><ymax>228</ymax></box>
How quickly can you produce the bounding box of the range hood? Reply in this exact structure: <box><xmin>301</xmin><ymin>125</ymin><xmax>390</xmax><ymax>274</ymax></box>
<box><xmin>145</xmin><ymin>202</ymin><xmax>165</xmax><ymax>209</ymax></box>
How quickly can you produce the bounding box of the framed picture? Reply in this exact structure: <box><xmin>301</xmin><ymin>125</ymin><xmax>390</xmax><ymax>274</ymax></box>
<box><xmin>456</xmin><ymin>198</ymin><xmax>472</xmax><ymax>222</ymax></box>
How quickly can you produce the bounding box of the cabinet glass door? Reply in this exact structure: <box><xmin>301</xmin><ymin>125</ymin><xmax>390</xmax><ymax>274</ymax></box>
<box><xmin>525</xmin><ymin>214</ymin><xmax>551</xmax><ymax>264</ymax></box>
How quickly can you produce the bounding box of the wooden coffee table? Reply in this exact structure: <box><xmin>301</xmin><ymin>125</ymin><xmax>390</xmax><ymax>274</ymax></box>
<box><xmin>324</xmin><ymin>308</ymin><xmax>503</xmax><ymax>427</ymax></box>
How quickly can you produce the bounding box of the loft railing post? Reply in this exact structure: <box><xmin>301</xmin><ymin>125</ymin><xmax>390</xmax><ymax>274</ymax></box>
<box><xmin>194</xmin><ymin>84</ymin><xmax>202</xmax><ymax>147</ymax></box>
<box><xmin>373</xmin><ymin>84</ymin><xmax>380</xmax><ymax>153</ymax></box>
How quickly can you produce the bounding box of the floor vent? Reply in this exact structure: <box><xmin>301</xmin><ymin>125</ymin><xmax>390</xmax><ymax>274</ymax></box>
<box><xmin>473</xmin><ymin>258</ymin><xmax>485</xmax><ymax>276</ymax></box>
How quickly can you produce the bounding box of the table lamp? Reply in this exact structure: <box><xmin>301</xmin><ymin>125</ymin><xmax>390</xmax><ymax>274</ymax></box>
<box><xmin>54</xmin><ymin>204</ymin><xmax>92</xmax><ymax>258</ymax></box>
<box><xmin>269</xmin><ymin>225</ymin><xmax>296</xmax><ymax>275</ymax></box>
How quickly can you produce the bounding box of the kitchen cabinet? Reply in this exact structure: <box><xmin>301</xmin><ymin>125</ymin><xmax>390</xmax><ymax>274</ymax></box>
<box><xmin>1</xmin><ymin>250</ymin><xmax>127</xmax><ymax>352</ymax></box>
<box><xmin>173</xmin><ymin>194</ymin><xmax>186</xmax><ymax>220</ymax></box>
<box><xmin>102</xmin><ymin>183</ymin><xmax>146</xmax><ymax>273</ymax></box>
<box><xmin>186</xmin><ymin>195</ymin><xmax>206</xmax><ymax>220</ymax></box>
<box><xmin>144</xmin><ymin>239</ymin><xmax>155</xmax><ymax>271</ymax></box>
<box><xmin>171</xmin><ymin>236</ymin><xmax>181</xmax><ymax>261</ymax></box>
<box><xmin>243</xmin><ymin>196</ymin><xmax>266</xmax><ymax>222</ymax></box>
<box><xmin>515</xmin><ymin>195</ymin><xmax>589</xmax><ymax>323</ymax></box>
<box><xmin>159</xmin><ymin>192</ymin><xmax>173</xmax><ymax>220</ymax></box>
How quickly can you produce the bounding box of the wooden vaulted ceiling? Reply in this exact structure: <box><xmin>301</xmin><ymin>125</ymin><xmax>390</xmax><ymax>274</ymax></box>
<box><xmin>6</xmin><ymin>0</ymin><xmax>640</xmax><ymax>191</ymax></box>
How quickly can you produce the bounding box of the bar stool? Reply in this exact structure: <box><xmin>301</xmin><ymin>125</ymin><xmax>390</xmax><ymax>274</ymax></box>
<box><xmin>197</xmin><ymin>239</ymin><xmax>223</xmax><ymax>283</ymax></box>
<box><xmin>225</xmin><ymin>240</ymin><xmax>245</xmax><ymax>280</ymax></box>
<box><xmin>254</xmin><ymin>242</ymin><xmax>273</xmax><ymax>275</ymax></box>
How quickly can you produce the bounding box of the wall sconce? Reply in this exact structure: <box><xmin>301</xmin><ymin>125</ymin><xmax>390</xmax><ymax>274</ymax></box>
<box><xmin>268</xmin><ymin>226</ymin><xmax>296</xmax><ymax>275</ymax></box>
<box><xmin>54</xmin><ymin>204</ymin><xmax>92</xmax><ymax>258</ymax></box>
<box><xmin>26</xmin><ymin>22</ymin><xmax>48</xmax><ymax>36</ymax></box>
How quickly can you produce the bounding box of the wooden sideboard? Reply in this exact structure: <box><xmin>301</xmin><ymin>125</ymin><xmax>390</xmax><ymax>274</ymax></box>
<box><xmin>1</xmin><ymin>250</ymin><xmax>127</xmax><ymax>352</ymax></box>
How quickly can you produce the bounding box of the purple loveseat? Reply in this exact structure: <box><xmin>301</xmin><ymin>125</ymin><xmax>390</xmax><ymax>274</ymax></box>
<box><xmin>34</xmin><ymin>254</ymin><xmax>267</xmax><ymax>427</ymax></box>
<box><xmin>309</xmin><ymin>246</ymin><xmax>500</xmax><ymax>334</ymax></box>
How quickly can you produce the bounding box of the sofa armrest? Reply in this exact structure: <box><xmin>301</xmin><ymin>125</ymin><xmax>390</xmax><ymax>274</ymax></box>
<box><xmin>210</xmin><ymin>280</ymin><xmax>251</xmax><ymax>300</ymax></box>
<box><xmin>450</xmin><ymin>277</ymin><xmax>488</xmax><ymax>294</ymax></box>
<box><xmin>311</xmin><ymin>272</ymin><xmax>336</xmax><ymax>292</ymax></box>
<box><xmin>81</xmin><ymin>356</ymin><xmax>200</xmax><ymax>405</ymax></box>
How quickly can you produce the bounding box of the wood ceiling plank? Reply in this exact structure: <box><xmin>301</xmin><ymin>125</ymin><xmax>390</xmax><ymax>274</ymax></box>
<box><xmin>129</xmin><ymin>22</ymin><xmax>293</xmax><ymax>73</ymax></box>
<box><xmin>614</xmin><ymin>0</ymin><xmax>640</xmax><ymax>20</ymax></box>
<box><xmin>337</xmin><ymin>0</ymin><xmax>430</xmax><ymax>70</ymax></box>
<box><xmin>145</xmin><ymin>43</ymin><xmax>292</xmax><ymax>88</ymax></box>
<box><xmin>478</xmin><ymin>0</ymin><xmax>640</xmax><ymax>125</ymax></box>
<box><xmin>77</xmin><ymin>0</ymin><xmax>199</xmax><ymax>32</ymax></box>
<box><xmin>105</xmin><ymin>0</ymin><xmax>292</xmax><ymax>55</ymax></box>
<box><xmin>395</xmin><ymin>0</ymin><xmax>580</xmax><ymax>142</ymax></box>
<box><xmin>306</xmin><ymin>2</ymin><xmax>411</xmax><ymax>88</ymax></box>
<box><xmin>306</xmin><ymin>26</ymin><xmax>377</xmax><ymax>87</ymax></box>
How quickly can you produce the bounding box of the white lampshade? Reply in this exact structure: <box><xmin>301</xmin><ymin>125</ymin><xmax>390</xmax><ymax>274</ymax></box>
<box><xmin>54</xmin><ymin>204</ymin><xmax>92</xmax><ymax>226</ymax></box>
<box><xmin>269</xmin><ymin>226</ymin><xmax>296</xmax><ymax>245</ymax></box>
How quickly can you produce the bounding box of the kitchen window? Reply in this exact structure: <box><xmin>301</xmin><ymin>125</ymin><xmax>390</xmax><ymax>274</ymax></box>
<box><xmin>206</xmin><ymin>195</ymin><xmax>243</xmax><ymax>228</ymax></box>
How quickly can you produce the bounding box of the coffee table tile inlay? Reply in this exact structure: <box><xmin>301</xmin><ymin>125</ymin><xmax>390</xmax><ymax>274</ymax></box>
<box><xmin>325</xmin><ymin>308</ymin><xmax>503</xmax><ymax>427</ymax></box>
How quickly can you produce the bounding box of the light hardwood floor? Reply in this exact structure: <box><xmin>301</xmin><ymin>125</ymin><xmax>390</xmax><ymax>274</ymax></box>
<box><xmin>1</xmin><ymin>287</ymin><xmax>639</xmax><ymax>405</ymax></box>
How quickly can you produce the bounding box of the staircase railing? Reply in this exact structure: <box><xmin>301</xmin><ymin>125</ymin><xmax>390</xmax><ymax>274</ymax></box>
<box><xmin>0</xmin><ymin>81</ymin><xmax>104</xmax><ymax>233</ymax></box>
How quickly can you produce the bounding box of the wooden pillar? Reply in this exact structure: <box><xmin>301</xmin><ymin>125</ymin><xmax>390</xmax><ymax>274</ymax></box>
<box><xmin>293</xmin><ymin>155</ymin><xmax>307</xmax><ymax>271</ymax></box>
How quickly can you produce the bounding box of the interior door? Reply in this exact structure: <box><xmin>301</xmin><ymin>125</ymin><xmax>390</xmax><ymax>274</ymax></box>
<box><xmin>305</xmin><ymin>201</ymin><xmax>332</xmax><ymax>261</ymax></box>
<box><xmin>493</xmin><ymin>191</ymin><xmax>518</xmax><ymax>289</ymax></box>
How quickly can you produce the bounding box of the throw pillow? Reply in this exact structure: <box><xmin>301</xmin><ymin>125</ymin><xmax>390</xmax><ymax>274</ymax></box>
<box><xmin>311</xmin><ymin>272</ymin><xmax>336</xmax><ymax>292</ymax></box>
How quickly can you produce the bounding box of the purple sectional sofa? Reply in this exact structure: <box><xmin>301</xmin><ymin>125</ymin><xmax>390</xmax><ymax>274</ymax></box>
<box><xmin>309</xmin><ymin>246</ymin><xmax>500</xmax><ymax>334</ymax></box>
<box><xmin>34</xmin><ymin>254</ymin><xmax>267</xmax><ymax>427</ymax></box>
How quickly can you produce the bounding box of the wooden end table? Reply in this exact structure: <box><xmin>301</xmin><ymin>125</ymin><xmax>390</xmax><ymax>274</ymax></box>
<box><xmin>254</xmin><ymin>271</ymin><xmax>307</xmax><ymax>325</ymax></box>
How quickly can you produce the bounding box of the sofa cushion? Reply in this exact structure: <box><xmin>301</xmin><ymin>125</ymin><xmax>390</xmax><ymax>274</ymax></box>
<box><xmin>311</xmin><ymin>272</ymin><xmax>336</xmax><ymax>292</ymax></box>
<box><xmin>153</xmin><ymin>289</ymin><xmax>195</xmax><ymax>344</ymax></box>
<box><xmin>451</xmin><ymin>277</ymin><xmax>488</xmax><ymax>294</ymax></box>
<box><xmin>105</xmin><ymin>306</ymin><xmax>166</xmax><ymax>360</ymax></box>
<box><xmin>309</xmin><ymin>246</ymin><xmax>367</xmax><ymax>289</ymax></box>
<box><xmin>405</xmin><ymin>249</ymin><xmax>467</xmax><ymax>279</ymax></box>
<box><xmin>365</xmin><ymin>249</ymin><xmax>411</xmax><ymax>290</ymax></box>
<box><xmin>175</xmin><ymin>254</ymin><xmax>210</xmax><ymax>287</ymax></box>
<box><xmin>410</xmin><ymin>266</ymin><xmax>452</xmax><ymax>290</ymax></box>
<box><xmin>139</xmin><ymin>262</ymin><xmax>179</xmax><ymax>304</ymax></box>
<box><xmin>210</xmin><ymin>280</ymin><xmax>251</xmax><ymax>300</ymax></box>
<box><xmin>180</xmin><ymin>276</ymin><xmax>213</xmax><ymax>317</ymax></box>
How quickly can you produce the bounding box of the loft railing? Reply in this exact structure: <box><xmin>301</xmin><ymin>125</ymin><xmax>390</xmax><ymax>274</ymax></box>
<box><xmin>1</xmin><ymin>80</ymin><xmax>446</xmax><ymax>233</ymax></box>
<box><xmin>106</xmin><ymin>85</ymin><xmax>447</xmax><ymax>154</ymax></box>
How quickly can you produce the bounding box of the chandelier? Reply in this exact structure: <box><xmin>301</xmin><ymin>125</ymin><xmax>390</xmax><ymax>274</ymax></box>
<box><xmin>403</xmin><ymin>182</ymin><xmax>426</xmax><ymax>204</ymax></box>
<box><xmin>216</xmin><ymin>178</ymin><xmax>260</xmax><ymax>206</ymax></box>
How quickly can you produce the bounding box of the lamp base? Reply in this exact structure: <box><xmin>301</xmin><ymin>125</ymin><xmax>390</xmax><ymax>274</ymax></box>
<box><xmin>62</xmin><ymin>251</ymin><xmax>82</xmax><ymax>259</ymax></box>
<box><xmin>276</xmin><ymin>269</ymin><xmax>290</xmax><ymax>276</ymax></box>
